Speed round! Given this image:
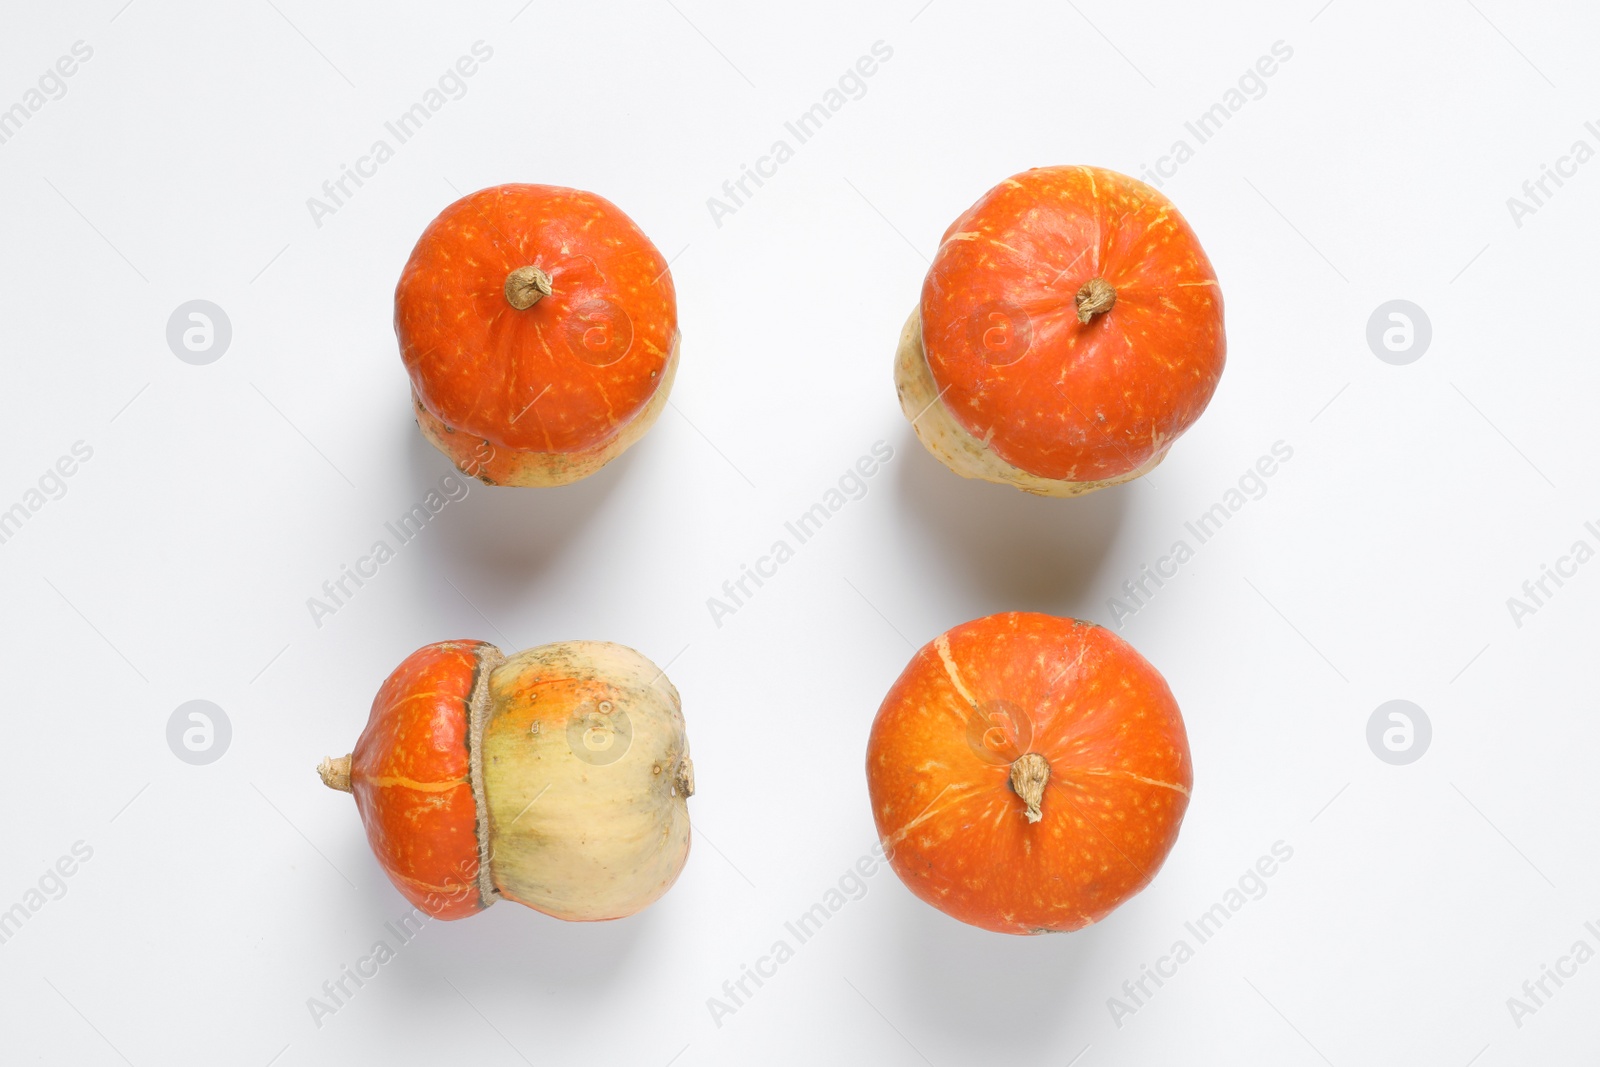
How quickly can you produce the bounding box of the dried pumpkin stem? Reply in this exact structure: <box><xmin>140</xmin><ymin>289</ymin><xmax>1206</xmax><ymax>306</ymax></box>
<box><xmin>318</xmin><ymin>753</ymin><xmax>353</xmax><ymax>793</ymax></box>
<box><xmin>1009</xmin><ymin>752</ymin><xmax>1050</xmax><ymax>823</ymax></box>
<box><xmin>504</xmin><ymin>266</ymin><xmax>553</xmax><ymax>310</ymax></box>
<box><xmin>674</xmin><ymin>756</ymin><xmax>695</xmax><ymax>799</ymax></box>
<box><xmin>1075</xmin><ymin>277</ymin><xmax>1117</xmax><ymax>324</ymax></box>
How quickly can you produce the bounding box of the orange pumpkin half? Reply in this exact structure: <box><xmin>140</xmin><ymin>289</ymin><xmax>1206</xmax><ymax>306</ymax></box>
<box><xmin>332</xmin><ymin>640</ymin><xmax>495</xmax><ymax>919</ymax></box>
<box><xmin>396</xmin><ymin>184</ymin><xmax>679</xmax><ymax>487</ymax></box>
<box><xmin>896</xmin><ymin>165</ymin><xmax>1224</xmax><ymax>496</ymax></box>
<box><xmin>866</xmin><ymin>612</ymin><xmax>1192</xmax><ymax>934</ymax></box>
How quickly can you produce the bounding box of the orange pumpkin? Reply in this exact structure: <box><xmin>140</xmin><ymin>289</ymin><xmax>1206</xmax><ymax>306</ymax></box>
<box><xmin>396</xmin><ymin>184</ymin><xmax>678</xmax><ymax>486</ymax></box>
<box><xmin>320</xmin><ymin>639</ymin><xmax>693</xmax><ymax>921</ymax></box>
<box><xmin>896</xmin><ymin>166</ymin><xmax>1224</xmax><ymax>496</ymax></box>
<box><xmin>865</xmin><ymin>612</ymin><xmax>1192</xmax><ymax>934</ymax></box>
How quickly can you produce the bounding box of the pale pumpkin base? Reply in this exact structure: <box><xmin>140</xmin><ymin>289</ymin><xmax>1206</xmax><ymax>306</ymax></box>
<box><xmin>893</xmin><ymin>308</ymin><xmax>1166</xmax><ymax>497</ymax></box>
<box><xmin>414</xmin><ymin>334</ymin><xmax>681</xmax><ymax>487</ymax></box>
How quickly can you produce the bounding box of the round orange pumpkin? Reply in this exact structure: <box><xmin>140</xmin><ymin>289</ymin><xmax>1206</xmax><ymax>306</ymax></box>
<box><xmin>396</xmin><ymin>184</ymin><xmax>678</xmax><ymax>486</ymax></box>
<box><xmin>319</xmin><ymin>639</ymin><xmax>694</xmax><ymax>921</ymax></box>
<box><xmin>865</xmin><ymin>612</ymin><xmax>1192</xmax><ymax>934</ymax></box>
<box><xmin>896</xmin><ymin>165</ymin><xmax>1224</xmax><ymax>496</ymax></box>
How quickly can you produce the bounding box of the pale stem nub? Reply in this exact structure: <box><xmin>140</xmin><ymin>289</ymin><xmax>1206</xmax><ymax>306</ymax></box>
<box><xmin>1075</xmin><ymin>277</ymin><xmax>1117</xmax><ymax>324</ymax></box>
<box><xmin>318</xmin><ymin>754</ymin><xmax>353</xmax><ymax>793</ymax></box>
<box><xmin>504</xmin><ymin>266</ymin><xmax>553</xmax><ymax>310</ymax></box>
<box><xmin>1009</xmin><ymin>752</ymin><xmax>1050</xmax><ymax>823</ymax></box>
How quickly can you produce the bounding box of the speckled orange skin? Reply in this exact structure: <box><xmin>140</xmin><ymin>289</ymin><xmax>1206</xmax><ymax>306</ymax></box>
<box><xmin>919</xmin><ymin>166</ymin><xmax>1224</xmax><ymax>483</ymax></box>
<box><xmin>866</xmin><ymin>613</ymin><xmax>1192</xmax><ymax>934</ymax></box>
<box><xmin>396</xmin><ymin>184</ymin><xmax>677</xmax><ymax>484</ymax></box>
<box><xmin>350</xmin><ymin>641</ymin><xmax>497</xmax><ymax>920</ymax></box>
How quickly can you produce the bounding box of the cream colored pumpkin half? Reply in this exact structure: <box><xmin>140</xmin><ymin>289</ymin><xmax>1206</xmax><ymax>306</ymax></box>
<box><xmin>479</xmin><ymin>641</ymin><xmax>693</xmax><ymax>921</ymax></box>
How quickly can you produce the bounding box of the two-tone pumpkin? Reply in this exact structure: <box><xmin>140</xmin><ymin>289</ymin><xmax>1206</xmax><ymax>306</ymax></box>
<box><xmin>396</xmin><ymin>184</ymin><xmax>679</xmax><ymax>486</ymax></box>
<box><xmin>897</xmin><ymin>166</ymin><xmax>1225</xmax><ymax>496</ymax></box>
<box><xmin>319</xmin><ymin>639</ymin><xmax>693</xmax><ymax>921</ymax></box>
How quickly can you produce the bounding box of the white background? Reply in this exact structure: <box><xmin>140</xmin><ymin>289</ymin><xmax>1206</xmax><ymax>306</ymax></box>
<box><xmin>1</xmin><ymin>1</ymin><xmax>1596</xmax><ymax>1063</ymax></box>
